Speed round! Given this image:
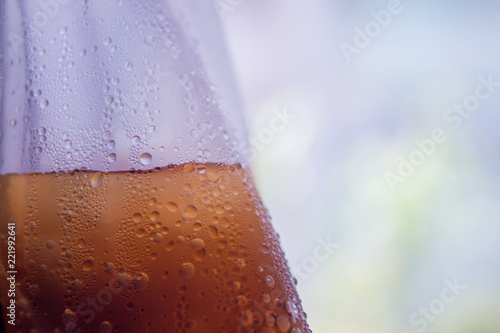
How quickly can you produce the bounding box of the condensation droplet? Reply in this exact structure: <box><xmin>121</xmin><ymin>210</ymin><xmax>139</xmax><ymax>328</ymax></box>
<box><xmin>99</xmin><ymin>321</ymin><xmax>112</xmax><ymax>333</ymax></box>
<box><xmin>39</xmin><ymin>99</ymin><xmax>49</xmax><ymax>108</ymax></box>
<box><xmin>153</xmin><ymin>233</ymin><xmax>163</xmax><ymax>243</ymax></box>
<box><xmin>184</xmin><ymin>205</ymin><xmax>198</xmax><ymax>218</ymax></box>
<box><xmin>140</xmin><ymin>153</ymin><xmax>152</xmax><ymax>165</ymax></box>
<box><xmin>82</xmin><ymin>259</ymin><xmax>93</xmax><ymax>272</ymax></box>
<box><xmin>104</xmin><ymin>95</ymin><xmax>114</xmax><ymax>105</ymax></box>
<box><xmin>208</xmin><ymin>225</ymin><xmax>218</xmax><ymax>239</ymax></box>
<box><xmin>108</xmin><ymin>153</ymin><xmax>117</xmax><ymax>162</ymax></box>
<box><xmin>131</xmin><ymin>136</ymin><xmax>141</xmax><ymax>145</ymax></box>
<box><xmin>191</xmin><ymin>238</ymin><xmax>206</xmax><ymax>261</ymax></box>
<box><xmin>132</xmin><ymin>273</ymin><xmax>148</xmax><ymax>291</ymax></box>
<box><xmin>77</xmin><ymin>238</ymin><xmax>87</xmax><ymax>248</ymax></box>
<box><xmin>118</xmin><ymin>274</ymin><xmax>132</xmax><ymax>287</ymax></box>
<box><xmin>9</xmin><ymin>119</ymin><xmax>16</xmax><ymax>127</ymax></box>
<box><xmin>165</xmin><ymin>241</ymin><xmax>175</xmax><ymax>251</ymax></box>
<box><xmin>276</xmin><ymin>316</ymin><xmax>291</xmax><ymax>332</ymax></box>
<box><xmin>136</xmin><ymin>228</ymin><xmax>145</xmax><ymax>237</ymax></box>
<box><xmin>149</xmin><ymin>211</ymin><xmax>160</xmax><ymax>221</ymax></box>
<box><xmin>90</xmin><ymin>172</ymin><xmax>104</xmax><ymax>188</ymax></box>
<box><xmin>166</xmin><ymin>202</ymin><xmax>178</xmax><ymax>212</ymax></box>
<box><xmin>191</xmin><ymin>238</ymin><xmax>205</xmax><ymax>250</ymax></box>
<box><xmin>265</xmin><ymin>275</ymin><xmax>275</xmax><ymax>287</ymax></box>
<box><xmin>235</xmin><ymin>258</ymin><xmax>246</xmax><ymax>269</ymax></box>
<box><xmin>207</xmin><ymin>170</ymin><xmax>219</xmax><ymax>182</ymax></box>
<box><xmin>179</xmin><ymin>262</ymin><xmax>195</xmax><ymax>279</ymax></box>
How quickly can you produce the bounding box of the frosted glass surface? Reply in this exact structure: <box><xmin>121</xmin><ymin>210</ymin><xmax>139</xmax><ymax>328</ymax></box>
<box><xmin>1</xmin><ymin>0</ymin><xmax>245</xmax><ymax>174</ymax></box>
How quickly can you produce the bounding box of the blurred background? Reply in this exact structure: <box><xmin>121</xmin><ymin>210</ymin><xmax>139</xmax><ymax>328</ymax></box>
<box><xmin>218</xmin><ymin>0</ymin><xmax>500</xmax><ymax>332</ymax></box>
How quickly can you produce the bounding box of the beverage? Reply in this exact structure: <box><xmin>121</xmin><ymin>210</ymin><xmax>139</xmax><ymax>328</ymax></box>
<box><xmin>1</xmin><ymin>163</ymin><xmax>309</xmax><ymax>332</ymax></box>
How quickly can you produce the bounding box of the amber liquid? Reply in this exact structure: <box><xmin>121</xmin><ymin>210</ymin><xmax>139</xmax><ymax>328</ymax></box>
<box><xmin>0</xmin><ymin>163</ymin><xmax>309</xmax><ymax>333</ymax></box>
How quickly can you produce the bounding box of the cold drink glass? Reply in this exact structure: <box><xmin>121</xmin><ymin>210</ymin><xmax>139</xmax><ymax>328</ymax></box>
<box><xmin>0</xmin><ymin>1</ymin><xmax>310</xmax><ymax>332</ymax></box>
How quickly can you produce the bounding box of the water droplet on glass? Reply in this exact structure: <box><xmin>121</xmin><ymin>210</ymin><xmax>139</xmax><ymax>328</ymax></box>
<box><xmin>153</xmin><ymin>233</ymin><xmax>163</xmax><ymax>243</ymax></box>
<box><xmin>103</xmin><ymin>37</ymin><xmax>112</xmax><ymax>45</ymax></box>
<box><xmin>149</xmin><ymin>211</ymin><xmax>160</xmax><ymax>222</ymax></box>
<box><xmin>39</xmin><ymin>99</ymin><xmax>49</xmax><ymax>108</ymax></box>
<box><xmin>99</xmin><ymin>321</ymin><xmax>112</xmax><ymax>333</ymax></box>
<box><xmin>139</xmin><ymin>101</ymin><xmax>148</xmax><ymax>110</ymax></box>
<box><xmin>131</xmin><ymin>136</ymin><xmax>141</xmax><ymax>145</ymax></box>
<box><xmin>190</xmin><ymin>129</ymin><xmax>199</xmax><ymax>138</ymax></box>
<box><xmin>165</xmin><ymin>241</ymin><xmax>175</xmax><ymax>251</ymax></box>
<box><xmin>265</xmin><ymin>275</ymin><xmax>275</xmax><ymax>287</ymax></box>
<box><xmin>136</xmin><ymin>228</ymin><xmax>145</xmax><ymax>237</ymax></box>
<box><xmin>140</xmin><ymin>153</ymin><xmax>152</xmax><ymax>165</ymax></box>
<box><xmin>235</xmin><ymin>258</ymin><xmax>246</xmax><ymax>268</ymax></box>
<box><xmin>118</xmin><ymin>274</ymin><xmax>132</xmax><ymax>287</ymax></box>
<box><xmin>132</xmin><ymin>273</ymin><xmax>148</xmax><ymax>291</ymax></box>
<box><xmin>276</xmin><ymin>316</ymin><xmax>291</xmax><ymax>332</ymax></box>
<box><xmin>166</xmin><ymin>202</ymin><xmax>178</xmax><ymax>212</ymax></box>
<box><xmin>179</xmin><ymin>262</ymin><xmax>195</xmax><ymax>279</ymax></box>
<box><xmin>9</xmin><ymin>119</ymin><xmax>16</xmax><ymax>127</ymax></box>
<box><xmin>82</xmin><ymin>259</ymin><xmax>93</xmax><ymax>272</ymax></box>
<box><xmin>207</xmin><ymin>170</ymin><xmax>219</xmax><ymax>182</ymax></box>
<box><xmin>104</xmin><ymin>95</ymin><xmax>113</xmax><ymax>105</ymax></box>
<box><xmin>77</xmin><ymin>238</ymin><xmax>87</xmax><ymax>248</ymax></box>
<box><xmin>184</xmin><ymin>205</ymin><xmax>198</xmax><ymax>218</ymax></box>
<box><xmin>132</xmin><ymin>213</ymin><xmax>142</xmax><ymax>222</ymax></box>
<box><xmin>108</xmin><ymin>153</ymin><xmax>117</xmax><ymax>162</ymax></box>
<box><xmin>191</xmin><ymin>238</ymin><xmax>205</xmax><ymax>250</ymax></box>
<box><xmin>90</xmin><ymin>172</ymin><xmax>104</xmax><ymax>188</ymax></box>
<box><xmin>208</xmin><ymin>225</ymin><xmax>218</xmax><ymax>239</ymax></box>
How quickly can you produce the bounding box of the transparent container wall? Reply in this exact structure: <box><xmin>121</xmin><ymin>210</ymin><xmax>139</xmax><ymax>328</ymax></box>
<box><xmin>0</xmin><ymin>0</ymin><xmax>247</xmax><ymax>174</ymax></box>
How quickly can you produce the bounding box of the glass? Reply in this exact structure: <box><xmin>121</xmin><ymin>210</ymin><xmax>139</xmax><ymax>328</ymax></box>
<box><xmin>0</xmin><ymin>1</ymin><xmax>311</xmax><ymax>332</ymax></box>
